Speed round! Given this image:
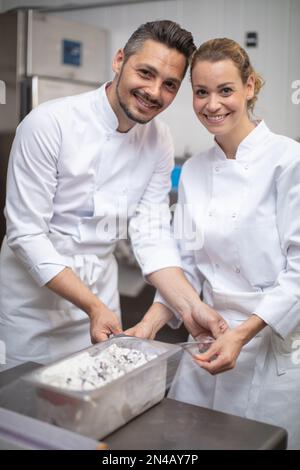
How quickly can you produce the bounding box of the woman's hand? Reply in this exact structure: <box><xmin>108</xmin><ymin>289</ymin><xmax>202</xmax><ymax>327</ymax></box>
<box><xmin>125</xmin><ymin>320</ymin><xmax>157</xmax><ymax>340</ymax></box>
<box><xmin>193</xmin><ymin>314</ymin><xmax>267</xmax><ymax>374</ymax></box>
<box><xmin>124</xmin><ymin>302</ymin><xmax>173</xmax><ymax>340</ymax></box>
<box><xmin>193</xmin><ymin>328</ymin><xmax>244</xmax><ymax>374</ymax></box>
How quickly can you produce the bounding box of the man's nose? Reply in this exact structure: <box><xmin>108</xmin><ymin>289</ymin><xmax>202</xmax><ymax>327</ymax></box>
<box><xmin>147</xmin><ymin>80</ymin><xmax>161</xmax><ymax>100</ymax></box>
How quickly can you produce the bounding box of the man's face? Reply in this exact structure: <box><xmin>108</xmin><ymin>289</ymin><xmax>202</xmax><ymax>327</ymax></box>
<box><xmin>111</xmin><ymin>39</ymin><xmax>186</xmax><ymax>129</ymax></box>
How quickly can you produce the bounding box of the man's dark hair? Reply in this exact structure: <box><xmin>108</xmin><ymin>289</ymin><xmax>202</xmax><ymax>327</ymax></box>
<box><xmin>123</xmin><ymin>20</ymin><xmax>196</xmax><ymax>76</ymax></box>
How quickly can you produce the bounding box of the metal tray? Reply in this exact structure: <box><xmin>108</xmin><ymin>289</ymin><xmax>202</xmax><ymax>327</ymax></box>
<box><xmin>23</xmin><ymin>336</ymin><xmax>181</xmax><ymax>440</ymax></box>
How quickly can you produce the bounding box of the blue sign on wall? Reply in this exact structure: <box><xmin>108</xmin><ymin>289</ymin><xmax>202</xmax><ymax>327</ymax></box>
<box><xmin>63</xmin><ymin>39</ymin><xmax>81</xmax><ymax>66</ymax></box>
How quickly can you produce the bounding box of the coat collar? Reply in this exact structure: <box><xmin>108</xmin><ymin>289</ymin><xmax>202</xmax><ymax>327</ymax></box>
<box><xmin>214</xmin><ymin>120</ymin><xmax>271</xmax><ymax>161</ymax></box>
<box><xmin>95</xmin><ymin>82</ymin><xmax>141</xmax><ymax>137</ymax></box>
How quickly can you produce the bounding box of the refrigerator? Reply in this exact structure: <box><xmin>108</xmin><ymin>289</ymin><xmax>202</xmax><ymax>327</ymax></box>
<box><xmin>0</xmin><ymin>9</ymin><xmax>108</xmax><ymax>242</ymax></box>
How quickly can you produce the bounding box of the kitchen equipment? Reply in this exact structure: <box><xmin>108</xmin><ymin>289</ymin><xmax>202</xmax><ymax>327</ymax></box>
<box><xmin>180</xmin><ymin>335</ymin><xmax>215</xmax><ymax>357</ymax></box>
<box><xmin>22</xmin><ymin>336</ymin><xmax>181</xmax><ymax>440</ymax></box>
<box><xmin>0</xmin><ymin>9</ymin><xmax>107</xmax><ymax>242</ymax></box>
<box><xmin>0</xmin><ymin>407</ymin><xmax>107</xmax><ymax>450</ymax></box>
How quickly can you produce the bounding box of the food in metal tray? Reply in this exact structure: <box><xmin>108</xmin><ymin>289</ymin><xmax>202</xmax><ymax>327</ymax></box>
<box><xmin>39</xmin><ymin>344</ymin><xmax>157</xmax><ymax>391</ymax></box>
<box><xmin>22</xmin><ymin>337</ymin><xmax>181</xmax><ymax>439</ymax></box>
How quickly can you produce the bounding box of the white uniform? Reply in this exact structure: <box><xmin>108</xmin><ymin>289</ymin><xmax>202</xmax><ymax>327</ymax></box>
<box><xmin>158</xmin><ymin>121</ymin><xmax>300</xmax><ymax>449</ymax></box>
<box><xmin>0</xmin><ymin>83</ymin><xmax>181</xmax><ymax>366</ymax></box>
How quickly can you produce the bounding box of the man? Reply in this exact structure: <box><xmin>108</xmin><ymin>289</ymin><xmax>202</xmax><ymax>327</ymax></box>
<box><xmin>0</xmin><ymin>20</ymin><xmax>225</xmax><ymax>366</ymax></box>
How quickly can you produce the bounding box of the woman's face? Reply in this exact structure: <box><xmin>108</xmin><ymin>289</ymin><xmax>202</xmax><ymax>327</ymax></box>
<box><xmin>191</xmin><ymin>59</ymin><xmax>255</xmax><ymax>137</ymax></box>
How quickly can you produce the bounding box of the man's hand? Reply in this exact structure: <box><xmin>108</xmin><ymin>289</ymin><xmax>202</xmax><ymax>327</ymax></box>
<box><xmin>147</xmin><ymin>267</ymin><xmax>228</xmax><ymax>339</ymax></box>
<box><xmin>183</xmin><ymin>301</ymin><xmax>228</xmax><ymax>340</ymax></box>
<box><xmin>46</xmin><ymin>267</ymin><xmax>122</xmax><ymax>343</ymax></box>
<box><xmin>89</xmin><ymin>303</ymin><xmax>122</xmax><ymax>343</ymax></box>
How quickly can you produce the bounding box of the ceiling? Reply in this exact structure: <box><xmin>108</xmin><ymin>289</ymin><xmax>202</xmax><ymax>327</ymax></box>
<box><xmin>1</xmin><ymin>0</ymin><xmax>172</xmax><ymax>14</ymax></box>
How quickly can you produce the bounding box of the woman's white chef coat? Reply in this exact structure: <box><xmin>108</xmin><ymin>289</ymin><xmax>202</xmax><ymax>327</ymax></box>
<box><xmin>0</xmin><ymin>83</ymin><xmax>181</xmax><ymax>365</ymax></box>
<box><xmin>158</xmin><ymin>121</ymin><xmax>300</xmax><ymax>449</ymax></box>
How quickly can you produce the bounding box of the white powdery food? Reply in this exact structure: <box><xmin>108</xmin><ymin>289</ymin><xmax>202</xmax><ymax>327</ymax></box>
<box><xmin>40</xmin><ymin>344</ymin><xmax>157</xmax><ymax>391</ymax></box>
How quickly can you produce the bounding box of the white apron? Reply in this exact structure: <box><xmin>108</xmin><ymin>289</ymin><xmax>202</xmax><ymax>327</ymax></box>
<box><xmin>0</xmin><ymin>237</ymin><xmax>121</xmax><ymax>366</ymax></box>
<box><xmin>169</xmin><ymin>285</ymin><xmax>300</xmax><ymax>449</ymax></box>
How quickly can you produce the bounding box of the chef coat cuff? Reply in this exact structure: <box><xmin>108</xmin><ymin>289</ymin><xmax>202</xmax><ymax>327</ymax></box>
<box><xmin>136</xmin><ymin>245</ymin><xmax>182</xmax><ymax>278</ymax></box>
<box><xmin>254</xmin><ymin>290</ymin><xmax>299</xmax><ymax>339</ymax></box>
<box><xmin>154</xmin><ymin>291</ymin><xmax>183</xmax><ymax>329</ymax></box>
<box><xmin>29</xmin><ymin>263</ymin><xmax>69</xmax><ymax>287</ymax></box>
<box><xmin>7</xmin><ymin>234</ymin><xmax>72</xmax><ymax>287</ymax></box>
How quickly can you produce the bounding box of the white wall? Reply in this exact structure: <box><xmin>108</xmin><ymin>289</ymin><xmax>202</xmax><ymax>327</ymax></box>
<box><xmin>2</xmin><ymin>0</ymin><xmax>300</xmax><ymax>155</ymax></box>
<box><xmin>54</xmin><ymin>0</ymin><xmax>300</xmax><ymax>156</ymax></box>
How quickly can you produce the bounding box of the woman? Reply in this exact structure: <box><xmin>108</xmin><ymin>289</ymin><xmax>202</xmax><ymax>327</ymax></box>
<box><xmin>130</xmin><ymin>38</ymin><xmax>300</xmax><ymax>449</ymax></box>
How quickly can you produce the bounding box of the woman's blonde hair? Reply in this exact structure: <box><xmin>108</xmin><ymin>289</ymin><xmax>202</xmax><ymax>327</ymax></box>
<box><xmin>191</xmin><ymin>38</ymin><xmax>264</xmax><ymax>113</ymax></box>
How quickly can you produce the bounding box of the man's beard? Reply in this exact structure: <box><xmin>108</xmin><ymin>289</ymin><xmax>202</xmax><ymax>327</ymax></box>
<box><xmin>116</xmin><ymin>72</ymin><xmax>162</xmax><ymax>125</ymax></box>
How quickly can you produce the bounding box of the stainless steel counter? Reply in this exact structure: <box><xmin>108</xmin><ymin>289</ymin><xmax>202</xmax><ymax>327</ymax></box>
<box><xmin>0</xmin><ymin>362</ymin><xmax>287</xmax><ymax>450</ymax></box>
<box><xmin>106</xmin><ymin>397</ymin><xmax>287</xmax><ymax>450</ymax></box>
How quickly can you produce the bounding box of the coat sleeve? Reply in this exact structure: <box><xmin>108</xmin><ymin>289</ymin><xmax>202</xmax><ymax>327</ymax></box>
<box><xmin>154</xmin><ymin>168</ymin><xmax>205</xmax><ymax>328</ymax></box>
<box><xmin>128</xmin><ymin>123</ymin><xmax>182</xmax><ymax>275</ymax></box>
<box><xmin>5</xmin><ymin>107</ymin><xmax>68</xmax><ymax>286</ymax></box>
<box><xmin>254</xmin><ymin>156</ymin><xmax>300</xmax><ymax>338</ymax></box>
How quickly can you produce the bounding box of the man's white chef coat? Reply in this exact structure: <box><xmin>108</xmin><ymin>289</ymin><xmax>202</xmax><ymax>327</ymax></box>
<box><xmin>4</xmin><ymin>83</ymin><xmax>181</xmax><ymax>285</ymax></box>
<box><xmin>0</xmin><ymin>83</ymin><xmax>181</xmax><ymax>365</ymax></box>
